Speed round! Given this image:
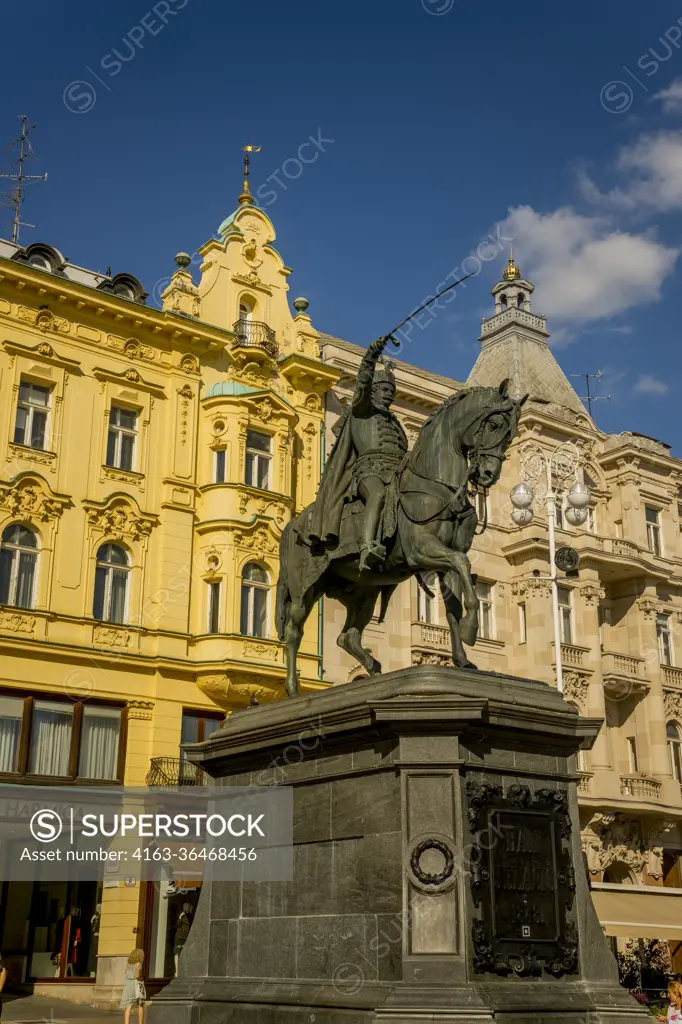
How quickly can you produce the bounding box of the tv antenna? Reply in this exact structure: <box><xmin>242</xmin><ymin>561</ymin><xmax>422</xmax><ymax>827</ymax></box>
<box><xmin>570</xmin><ymin>370</ymin><xmax>611</xmax><ymax>419</ymax></box>
<box><xmin>0</xmin><ymin>116</ymin><xmax>48</xmax><ymax>244</ymax></box>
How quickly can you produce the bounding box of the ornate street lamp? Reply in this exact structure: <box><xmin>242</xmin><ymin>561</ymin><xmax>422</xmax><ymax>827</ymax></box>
<box><xmin>509</xmin><ymin>442</ymin><xmax>591</xmax><ymax>695</ymax></box>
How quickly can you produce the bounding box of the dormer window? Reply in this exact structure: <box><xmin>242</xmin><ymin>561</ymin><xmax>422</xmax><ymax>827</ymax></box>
<box><xmin>97</xmin><ymin>272</ymin><xmax>147</xmax><ymax>304</ymax></box>
<box><xmin>11</xmin><ymin>242</ymin><xmax>64</xmax><ymax>275</ymax></box>
<box><xmin>28</xmin><ymin>253</ymin><xmax>51</xmax><ymax>271</ymax></box>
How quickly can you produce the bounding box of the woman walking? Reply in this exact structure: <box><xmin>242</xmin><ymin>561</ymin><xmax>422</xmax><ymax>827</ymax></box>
<box><xmin>120</xmin><ymin>948</ymin><xmax>146</xmax><ymax>1024</ymax></box>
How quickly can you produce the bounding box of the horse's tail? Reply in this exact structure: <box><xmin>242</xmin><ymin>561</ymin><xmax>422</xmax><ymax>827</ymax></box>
<box><xmin>276</xmin><ymin>520</ymin><xmax>294</xmax><ymax>641</ymax></box>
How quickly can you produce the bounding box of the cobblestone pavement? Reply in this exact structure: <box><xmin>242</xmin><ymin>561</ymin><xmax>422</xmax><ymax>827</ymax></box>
<box><xmin>2</xmin><ymin>994</ymin><xmax>117</xmax><ymax>1023</ymax></box>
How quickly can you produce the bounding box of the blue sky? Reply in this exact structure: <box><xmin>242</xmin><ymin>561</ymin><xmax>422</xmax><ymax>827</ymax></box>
<box><xmin>3</xmin><ymin>0</ymin><xmax>682</xmax><ymax>447</ymax></box>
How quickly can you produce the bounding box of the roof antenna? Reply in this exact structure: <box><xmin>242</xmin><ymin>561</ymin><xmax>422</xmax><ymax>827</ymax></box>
<box><xmin>0</xmin><ymin>116</ymin><xmax>48</xmax><ymax>244</ymax></box>
<box><xmin>569</xmin><ymin>370</ymin><xmax>611</xmax><ymax>419</ymax></box>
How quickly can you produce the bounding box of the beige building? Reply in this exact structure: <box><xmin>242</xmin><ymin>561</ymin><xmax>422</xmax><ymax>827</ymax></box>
<box><xmin>320</xmin><ymin>255</ymin><xmax>682</xmax><ymax>973</ymax></box>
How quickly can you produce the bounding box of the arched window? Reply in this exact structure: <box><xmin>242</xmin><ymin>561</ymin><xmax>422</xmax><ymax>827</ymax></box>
<box><xmin>238</xmin><ymin>296</ymin><xmax>255</xmax><ymax>343</ymax></box>
<box><xmin>0</xmin><ymin>525</ymin><xmax>37</xmax><ymax>609</ymax></box>
<box><xmin>500</xmin><ymin>294</ymin><xmax>508</xmax><ymax>310</ymax></box>
<box><xmin>93</xmin><ymin>543</ymin><xmax>130</xmax><ymax>624</ymax></box>
<box><xmin>668</xmin><ymin>722</ymin><xmax>682</xmax><ymax>781</ymax></box>
<box><xmin>517</xmin><ymin>292</ymin><xmax>526</xmax><ymax>310</ymax></box>
<box><xmin>240</xmin><ymin>563</ymin><xmax>269</xmax><ymax>638</ymax></box>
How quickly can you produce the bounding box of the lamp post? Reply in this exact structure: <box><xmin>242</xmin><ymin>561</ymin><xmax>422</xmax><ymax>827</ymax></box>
<box><xmin>509</xmin><ymin>442</ymin><xmax>591</xmax><ymax>695</ymax></box>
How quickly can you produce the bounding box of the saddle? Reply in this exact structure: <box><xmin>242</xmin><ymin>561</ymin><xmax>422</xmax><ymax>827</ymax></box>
<box><xmin>398</xmin><ymin>465</ymin><xmax>470</xmax><ymax>524</ymax></box>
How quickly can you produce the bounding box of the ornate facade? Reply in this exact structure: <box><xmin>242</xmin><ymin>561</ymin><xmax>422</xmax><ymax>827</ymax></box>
<box><xmin>321</xmin><ymin>256</ymin><xmax>682</xmax><ymax>970</ymax></box>
<box><xmin>0</xmin><ymin>199</ymin><xmax>338</xmax><ymax>1004</ymax></box>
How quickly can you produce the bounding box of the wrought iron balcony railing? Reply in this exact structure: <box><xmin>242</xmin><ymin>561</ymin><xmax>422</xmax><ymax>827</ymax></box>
<box><xmin>146</xmin><ymin>756</ymin><xmax>207</xmax><ymax>787</ymax></box>
<box><xmin>232</xmin><ymin>318</ymin><xmax>278</xmax><ymax>356</ymax></box>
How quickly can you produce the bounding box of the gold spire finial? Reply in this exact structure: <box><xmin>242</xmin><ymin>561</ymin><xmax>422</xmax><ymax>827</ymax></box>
<box><xmin>238</xmin><ymin>142</ymin><xmax>261</xmax><ymax>206</ymax></box>
<box><xmin>502</xmin><ymin>245</ymin><xmax>520</xmax><ymax>281</ymax></box>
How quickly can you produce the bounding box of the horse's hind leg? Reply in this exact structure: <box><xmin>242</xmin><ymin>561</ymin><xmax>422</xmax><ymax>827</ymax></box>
<box><xmin>284</xmin><ymin>585</ymin><xmax>319</xmax><ymax>698</ymax></box>
<box><xmin>337</xmin><ymin>588</ymin><xmax>382</xmax><ymax>675</ymax></box>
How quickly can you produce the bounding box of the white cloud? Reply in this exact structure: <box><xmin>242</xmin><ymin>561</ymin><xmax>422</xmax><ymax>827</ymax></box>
<box><xmin>655</xmin><ymin>78</ymin><xmax>682</xmax><ymax>114</ymax></box>
<box><xmin>501</xmin><ymin>205</ymin><xmax>678</xmax><ymax>324</ymax></box>
<box><xmin>580</xmin><ymin>130</ymin><xmax>682</xmax><ymax>212</ymax></box>
<box><xmin>633</xmin><ymin>374</ymin><xmax>669</xmax><ymax>396</ymax></box>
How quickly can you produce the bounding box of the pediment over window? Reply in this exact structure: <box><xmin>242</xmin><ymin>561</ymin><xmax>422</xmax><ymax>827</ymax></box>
<box><xmin>0</xmin><ymin>473</ymin><xmax>69</xmax><ymax>523</ymax></box>
<box><xmin>83</xmin><ymin>493</ymin><xmax>158</xmax><ymax>540</ymax></box>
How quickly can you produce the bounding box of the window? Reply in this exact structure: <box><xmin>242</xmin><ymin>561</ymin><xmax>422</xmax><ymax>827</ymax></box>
<box><xmin>554</xmin><ymin>491</ymin><xmax>565</xmax><ymax>530</ymax></box>
<box><xmin>0</xmin><ymin>693</ymin><xmax>123</xmax><ymax>781</ymax></box>
<box><xmin>646</xmin><ymin>505</ymin><xmax>662</xmax><ymax>556</ymax></box>
<box><xmin>240</xmin><ymin>563</ymin><xmax>269</xmax><ymax>638</ymax></box>
<box><xmin>473</xmin><ymin>490</ymin><xmax>488</xmax><ymax>524</ymax></box>
<box><xmin>14</xmin><ymin>381</ymin><xmax>50</xmax><ymax>450</ymax></box>
<box><xmin>0</xmin><ymin>524</ymin><xmax>37</xmax><ymax>609</ymax></box>
<box><xmin>214</xmin><ymin>448</ymin><xmax>226</xmax><ymax>484</ymax></box>
<box><xmin>106</xmin><ymin>405</ymin><xmax>138</xmax><ymax>472</ymax></box>
<box><xmin>476</xmin><ymin>581</ymin><xmax>494</xmax><ymax>640</ymax></box>
<box><xmin>668</xmin><ymin>722</ymin><xmax>682</xmax><ymax>781</ymax></box>
<box><xmin>586</xmin><ymin>506</ymin><xmax>597</xmax><ymax>534</ymax></box>
<box><xmin>417</xmin><ymin>572</ymin><xmax>437</xmax><ymax>624</ymax></box>
<box><xmin>207</xmin><ymin>580</ymin><xmax>221</xmax><ymax>634</ymax></box>
<box><xmin>93</xmin><ymin>544</ymin><xmax>130</xmax><ymax>624</ymax></box>
<box><xmin>519</xmin><ymin>602</ymin><xmax>527</xmax><ymax>643</ymax></box>
<box><xmin>181</xmin><ymin>711</ymin><xmax>222</xmax><ymax>747</ymax></box>
<box><xmin>245</xmin><ymin>430</ymin><xmax>271</xmax><ymax>490</ymax></box>
<box><xmin>557</xmin><ymin>587</ymin><xmax>573</xmax><ymax>644</ymax></box>
<box><xmin>627</xmin><ymin>736</ymin><xmax>639</xmax><ymax>774</ymax></box>
<box><xmin>0</xmin><ymin>695</ymin><xmax>24</xmax><ymax>773</ymax></box>
<box><xmin>657</xmin><ymin>613</ymin><xmax>674</xmax><ymax>666</ymax></box>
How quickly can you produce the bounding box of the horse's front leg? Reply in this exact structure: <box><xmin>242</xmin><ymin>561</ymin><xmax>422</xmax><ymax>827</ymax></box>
<box><xmin>407</xmin><ymin>533</ymin><xmax>479</xmax><ymax>669</ymax></box>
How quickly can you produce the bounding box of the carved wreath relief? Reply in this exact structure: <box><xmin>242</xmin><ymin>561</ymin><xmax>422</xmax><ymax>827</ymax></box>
<box><xmin>466</xmin><ymin>780</ymin><xmax>578</xmax><ymax>978</ymax></box>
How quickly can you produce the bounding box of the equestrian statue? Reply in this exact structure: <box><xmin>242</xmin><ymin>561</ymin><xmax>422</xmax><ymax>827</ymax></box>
<box><xmin>276</xmin><ymin>334</ymin><xmax>526</xmax><ymax>697</ymax></box>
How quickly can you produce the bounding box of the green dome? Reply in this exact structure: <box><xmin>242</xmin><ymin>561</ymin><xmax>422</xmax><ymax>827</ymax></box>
<box><xmin>203</xmin><ymin>381</ymin><xmax>258</xmax><ymax>399</ymax></box>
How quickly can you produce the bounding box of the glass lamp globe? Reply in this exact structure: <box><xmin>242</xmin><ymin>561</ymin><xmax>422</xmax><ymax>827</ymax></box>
<box><xmin>510</xmin><ymin>482</ymin><xmax>534</xmax><ymax>510</ymax></box>
<box><xmin>565</xmin><ymin>506</ymin><xmax>588</xmax><ymax>527</ymax></box>
<box><xmin>511</xmin><ymin>508</ymin><xmax>534</xmax><ymax>526</ymax></box>
<box><xmin>567</xmin><ymin>480</ymin><xmax>590</xmax><ymax>509</ymax></box>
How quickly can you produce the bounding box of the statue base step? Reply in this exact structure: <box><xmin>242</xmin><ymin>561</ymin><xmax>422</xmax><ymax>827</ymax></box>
<box><xmin>148</xmin><ymin>666</ymin><xmax>647</xmax><ymax>1023</ymax></box>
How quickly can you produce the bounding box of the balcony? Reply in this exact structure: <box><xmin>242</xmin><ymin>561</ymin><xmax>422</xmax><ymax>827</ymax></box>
<box><xmin>663</xmin><ymin>664</ymin><xmax>682</xmax><ymax>688</ymax></box>
<box><xmin>577</xmin><ymin>771</ymin><xmax>593</xmax><ymax>795</ymax></box>
<box><xmin>502</xmin><ymin>529</ymin><xmax>671</xmax><ymax>583</ymax></box>
<box><xmin>602</xmin><ymin>651</ymin><xmax>649</xmax><ymax>699</ymax></box>
<box><xmin>232</xmin><ymin>318</ymin><xmax>278</xmax><ymax>357</ymax></box>
<box><xmin>146</xmin><ymin>757</ymin><xmax>207</xmax><ymax>787</ymax></box>
<box><xmin>619</xmin><ymin>774</ymin><xmax>662</xmax><ymax>800</ymax></box>
<box><xmin>411</xmin><ymin>621</ymin><xmax>450</xmax><ymax>650</ymax></box>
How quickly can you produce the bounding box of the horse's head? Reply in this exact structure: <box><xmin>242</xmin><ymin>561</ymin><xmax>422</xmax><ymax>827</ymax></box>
<box><xmin>462</xmin><ymin>379</ymin><xmax>527</xmax><ymax>488</ymax></box>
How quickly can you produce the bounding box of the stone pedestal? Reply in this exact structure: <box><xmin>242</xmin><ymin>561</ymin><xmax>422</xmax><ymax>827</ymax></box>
<box><xmin>149</xmin><ymin>666</ymin><xmax>647</xmax><ymax>1023</ymax></box>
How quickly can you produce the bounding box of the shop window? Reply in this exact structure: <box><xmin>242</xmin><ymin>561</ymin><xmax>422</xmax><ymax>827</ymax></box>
<box><xmin>145</xmin><ymin>880</ymin><xmax>200</xmax><ymax>980</ymax></box>
<box><xmin>240</xmin><ymin>563</ymin><xmax>269</xmax><ymax>638</ymax></box>
<box><xmin>16</xmin><ymin>880</ymin><xmax>103</xmax><ymax>981</ymax></box>
<box><xmin>245</xmin><ymin>430</ymin><xmax>271</xmax><ymax>490</ymax></box>
<box><xmin>93</xmin><ymin>543</ymin><xmax>130</xmax><ymax>624</ymax></box>
<box><xmin>14</xmin><ymin>381</ymin><xmax>51</xmax><ymax>450</ymax></box>
<box><xmin>0</xmin><ymin>524</ymin><xmax>38</xmax><ymax>609</ymax></box>
<box><xmin>106</xmin><ymin>405</ymin><xmax>138</xmax><ymax>472</ymax></box>
<box><xmin>0</xmin><ymin>691</ymin><xmax>123</xmax><ymax>782</ymax></box>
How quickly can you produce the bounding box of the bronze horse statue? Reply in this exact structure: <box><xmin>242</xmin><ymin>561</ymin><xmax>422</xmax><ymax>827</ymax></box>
<box><xmin>276</xmin><ymin>379</ymin><xmax>526</xmax><ymax>697</ymax></box>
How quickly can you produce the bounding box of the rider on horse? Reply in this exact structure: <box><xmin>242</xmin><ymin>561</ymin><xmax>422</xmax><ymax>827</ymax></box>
<box><xmin>298</xmin><ymin>336</ymin><xmax>407</xmax><ymax>572</ymax></box>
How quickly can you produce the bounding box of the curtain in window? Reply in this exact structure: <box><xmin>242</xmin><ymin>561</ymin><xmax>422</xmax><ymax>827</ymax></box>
<box><xmin>29</xmin><ymin>701</ymin><xmax>73</xmax><ymax>775</ymax></box>
<box><xmin>110</xmin><ymin>569</ymin><xmax>128</xmax><ymax>623</ymax></box>
<box><xmin>15</xmin><ymin>551</ymin><xmax>35</xmax><ymax>609</ymax></box>
<box><xmin>79</xmin><ymin>708</ymin><xmax>120</xmax><ymax>780</ymax></box>
<box><xmin>0</xmin><ymin>548</ymin><xmax>12</xmax><ymax>605</ymax></box>
<box><xmin>0</xmin><ymin>697</ymin><xmax>23</xmax><ymax>772</ymax></box>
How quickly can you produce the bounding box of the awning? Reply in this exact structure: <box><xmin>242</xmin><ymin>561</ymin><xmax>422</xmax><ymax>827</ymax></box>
<box><xmin>591</xmin><ymin>888</ymin><xmax>682</xmax><ymax>939</ymax></box>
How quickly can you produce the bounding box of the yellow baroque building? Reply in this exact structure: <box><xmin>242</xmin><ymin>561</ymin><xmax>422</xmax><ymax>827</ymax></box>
<box><xmin>0</xmin><ymin>192</ymin><xmax>338</xmax><ymax>1005</ymax></box>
